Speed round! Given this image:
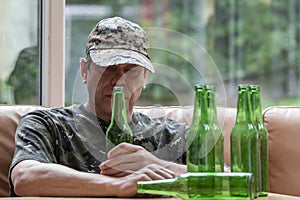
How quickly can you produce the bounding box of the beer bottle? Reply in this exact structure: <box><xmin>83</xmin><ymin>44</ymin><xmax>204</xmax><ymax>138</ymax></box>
<box><xmin>137</xmin><ymin>172</ymin><xmax>253</xmax><ymax>200</ymax></box>
<box><xmin>230</xmin><ymin>85</ymin><xmax>258</xmax><ymax>198</ymax></box>
<box><xmin>206</xmin><ymin>85</ymin><xmax>224</xmax><ymax>172</ymax></box>
<box><xmin>197</xmin><ymin>87</ymin><xmax>215</xmax><ymax>173</ymax></box>
<box><xmin>206</xmin><ymin>85</ymin><xmax>224</xmax><ymax>194</ymax></box>
<box><xmin>250</xmin><ymin>85</ymin><xmax>269</xmax><ymax>197</ymax></box>
<box><xmin>187</xmin><ymin>84</ymin><xmax>205</xmax><ymax>172</ymax></box>
<box><xmin>187</xmin><ymin>84</ymin><xmax>215</xmax><ymax>198</ymax></box>
<box><xmin>106</xmin><ymin>86</ymin><xmax>133</xmax><ymax>156</ymax></box>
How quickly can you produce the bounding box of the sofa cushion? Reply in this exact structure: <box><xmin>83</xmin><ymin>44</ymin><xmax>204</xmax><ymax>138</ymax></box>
<box><xmin>0</xmin><ymin>105</ymin><xmax>45</xmax><ymax>197</ymax></box>
<box><xmin>263</xmin><ymin>106</ymin><xmax>300</xmax><ymax>197</ymax></box>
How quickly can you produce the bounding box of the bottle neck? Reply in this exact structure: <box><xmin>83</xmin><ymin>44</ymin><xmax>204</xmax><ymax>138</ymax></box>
<box><xmin>200</xmin><ymin>90</ymin><xmax>209</xmax><ymax>124</ymax></box>
<box><xmin>137</xmin><ymin>178</ymin><xmax>182</xmax><ymax>196</ymax></box>
<box><xmin>236</xmin><ymin>88</ymin><xmax>252</xmax><ymax>124</ymax></box>
<box><xmin>251</xmin><ymin>90</ymin><xmax>264</xmax><ymax>124</ymax></box>
<box><xmin>207</xmin><ymin>90</ymin><xmax>218</xmax><ymax>124</ymax></box>
<box><xmin>192</xmin><ymin>89</ymin><xmax>202</xmax><ymax>124</ymax></box>
<box><xmin>111</xmin><ymin>88</ymin><xmax>128</xmax><ymax>125</ymax></box>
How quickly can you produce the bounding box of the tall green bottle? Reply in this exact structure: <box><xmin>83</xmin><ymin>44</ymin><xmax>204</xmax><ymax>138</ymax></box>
<box><xmin>106</xmin><ymin>86</ymin><xmax>133</xmax><ymax>156</ymax></box>
<box><xmin>250</xmin><ymin>85</ymin><xmax>269</xmax><ymax>197</ymax></box>
<box><xmin>206</xmin><ymin>85</ymin><xmax>224</xmax><ymax>194</ymax></box>
<box><xmin>197</xmin><ymin>87</ymin><xmax>215</xmax><ymax>173</ymax></box>
<box><xmin>230</xmin><ymin>85</ymin><xmax>258</xmax><ymax>198</ymax></box>
<box><xmin>206</xmin><ymin>85</ymin><xmax>224</xmax><ymax>172</ymax></box>
<box><xmin>187</xmin><ymin>85</ymin><xmax>204</xmax><ymax>173</ymax></box>
<box><xmin>137</xmin><ymin>172</ymin><xmax>254</xmax><ymax>200</ymax></box>
<box><xmin>187</xmin><ymin>85</ymin><xmax>215</xmax><ymax>198</ymax></box>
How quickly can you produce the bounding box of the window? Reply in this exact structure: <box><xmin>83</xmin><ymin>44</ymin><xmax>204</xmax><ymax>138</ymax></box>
<box><xmin>0</xmin><ymin>0</ymin><xmax>41</xmax><ymax>105</ymax></box>
<box><xmin>2</xmin><ymin>1</ymin><xmax>299</xmax><ymax>108</ymax></box>
<box><xmin>65</xmin><ymin>0</ymin><xmax>300</xmax><ymax>108</ymax></box>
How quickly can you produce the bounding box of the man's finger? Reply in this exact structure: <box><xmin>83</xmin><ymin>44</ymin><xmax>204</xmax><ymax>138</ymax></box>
<box><xmin>107</xmin><ymin>142</ymin><xmax>144</xmax><ymax>158</ymax></box>
<box><xmin>100</xmin><ymin>159</ymin><xmax>139</xmax><ymax>174</ymax></box>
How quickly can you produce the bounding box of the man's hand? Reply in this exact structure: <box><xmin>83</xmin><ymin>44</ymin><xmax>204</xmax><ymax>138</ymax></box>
<box><xmin>100</xmin><ymin>143</ymin><xmax>176</xmax><ymax>177</ymax></box>
<box><xmin>114</xmin><ymin>164</ymin><xmax>175</xmax><ymax>197</ymax></box>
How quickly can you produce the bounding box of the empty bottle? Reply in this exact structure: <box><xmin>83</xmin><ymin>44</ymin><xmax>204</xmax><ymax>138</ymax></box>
<box><xmin>206</xmin><ymin>85</ymin><xmax>224</xmax><ymax>172</ymax></box>
<box><xmin>106</xmin><ymin>86</ymin><xmax>133</xmax><ymax>156</ymax></box>
<box><xmin>187</xmin><ymin>85</ymin><xmax>205</xmax><ymax>172</ymax></box>
<box><xmin>230</xmin><ymin>85</ymin><xmax>258</xmax><ymax>198</ymax></box>
<box><xmin>187</xmin><ymin>84</ymin><xmax>215</xmax><ymax>198</ymax></box>
<box><xmin>137</xmin><ymin>172</ymin><xmax>254</xmax><ymax>200</ymax></box>
<box><xmin>206</xmin><ymin>85</ymin><xmax>224</xmax><ymax>194</ymax></box>
<box><xmin>250</xmin><ymin>85</ymin><xmax>269</xmax><ymax>197</ymax></box>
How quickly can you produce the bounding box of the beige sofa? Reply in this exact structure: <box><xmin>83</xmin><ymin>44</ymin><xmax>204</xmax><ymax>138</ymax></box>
<box><xmin>0</xmin><ymin>105</ymin><xmax>299</xmax><ymax>197</ymax></box>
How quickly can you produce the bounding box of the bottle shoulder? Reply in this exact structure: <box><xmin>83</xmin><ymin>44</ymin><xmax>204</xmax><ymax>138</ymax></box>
<box><xmin>231</xmin><ymin>122</ymin><xmax>258</xmax><ymax>135</ymax></box>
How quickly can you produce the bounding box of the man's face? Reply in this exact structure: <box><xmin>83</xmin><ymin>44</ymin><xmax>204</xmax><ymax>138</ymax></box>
<box><xmin>86</xmin><ymin>62</ymin><xmax>147</xmax><ymax>121</ymax></box>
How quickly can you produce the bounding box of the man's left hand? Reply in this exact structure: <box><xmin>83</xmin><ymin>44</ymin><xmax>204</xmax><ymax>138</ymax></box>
<box><xmin>99</xmin><ymin>142</ymin><xmax>176</xmax><ymax>177</ymax></box>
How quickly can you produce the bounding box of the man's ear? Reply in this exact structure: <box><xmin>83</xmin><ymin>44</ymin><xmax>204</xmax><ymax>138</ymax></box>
<box><xmin>143</xmin><ymin>70</ymin><xmax>149</xmax><ymax>89</ymax></box>
<box><xmin>80</xmin><ymin>58</ymin><xmax>88</xmax><ymax>84</ymax></box>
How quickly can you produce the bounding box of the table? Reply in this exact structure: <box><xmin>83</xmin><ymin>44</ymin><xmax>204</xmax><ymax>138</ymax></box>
<box><xmin>0</xmin><ymin>198</ymin><xmax>174</xmax><ymax>200</ymax></box>
<box><xmin>1</xmin><ymin>193</ymin><xmax>300</xmax><ymax>200</ymax></box>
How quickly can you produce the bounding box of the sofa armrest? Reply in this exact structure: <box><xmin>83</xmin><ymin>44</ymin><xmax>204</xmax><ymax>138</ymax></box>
<box><xmin>263</xmin><ymin>106</ymin><xmax>300</xmax><ymax>197</ymax></box>
<box><xmin>0</xmin><ymin>105</ymin><xmax>46</xmax><ymax>197</ymax></box>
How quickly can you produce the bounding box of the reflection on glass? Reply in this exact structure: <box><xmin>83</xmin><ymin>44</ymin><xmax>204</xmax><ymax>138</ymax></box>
<box><xmin>65</xmin><ymin>0</ymin><xmax>300</xmax><ymax>108</ymax></box>
<box><xmin>0</xmin><ymin>0</ymin><xmax>40</xmax><ymax>105</ymax></box>
<box><xmin>7</xmin><ymin>46</ymin><xmax>39</xmax><ymax>104</ymax></box>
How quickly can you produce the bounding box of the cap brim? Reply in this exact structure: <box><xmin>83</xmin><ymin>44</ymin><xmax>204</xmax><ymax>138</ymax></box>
<box><xmin>89</xmin><ymin>49</ymin><xmax>155</xmax><ymax>73</ymax></box>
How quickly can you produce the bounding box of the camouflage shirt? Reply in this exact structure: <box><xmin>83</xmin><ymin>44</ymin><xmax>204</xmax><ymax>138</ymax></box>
<box><xmin>9</xmin><ymin>104</ymin><xmax>188</xmax><ymax>196</ymax></box>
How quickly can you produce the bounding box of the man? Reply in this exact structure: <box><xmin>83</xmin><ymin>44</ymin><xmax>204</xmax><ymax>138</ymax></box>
<box><xmin>9</xmin><ymin>16</ymin><xmax>188</xmax><ymax>197</ymax></box>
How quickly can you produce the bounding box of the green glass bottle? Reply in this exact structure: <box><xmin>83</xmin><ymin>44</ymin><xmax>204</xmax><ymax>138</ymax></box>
<box><xmin>230</xmin><ymin>85</ymin><xmax>258</xmax><ymax>198</ymax></box>
<box><xmin>197</xmin><ymin>87</ymin><xmax>215</xmax><ymax>173</ymax></box>
<box><xmin>250</xmin><ymin>85</ymin><xmax>269</xmax><ymax>197</ymax></box>
<box><xmin>106</xmin><ymin>86</ymin><xmax>133</xmax><ymax>156</ymax></box>
<box><xmin>187</xmin><ymin>84</ymin><xmax>215</xmax><ymax>198</ymax></box>
<box><xmin>187</xmin><ymin>84</ymin><xmax>205</xmax><ymax>173</ymax></box>
<box><xmin>187</xmin><ymin>85</ymin><xmax>204</xmax><ymax>197</ymax></box>
<box><xmin>206</xmin><ymin>85</ymin><xmax>224</xmax><ymax>194</ymax></box>
<box><xmin>206</xmin><ymin>85</ymin><xmax>224</xmax><ymax>172</ymax></box>
<box><xmin>137</xmin><ymin>172</ymin><xmax>254</xmax><ymax>200</ymax></box>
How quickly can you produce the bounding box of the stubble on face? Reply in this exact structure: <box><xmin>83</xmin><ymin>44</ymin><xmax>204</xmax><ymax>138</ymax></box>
<box><xmin>87</xmin><ymin>64</ymin><xmax>147</xmax><ymax>122</ymax></box>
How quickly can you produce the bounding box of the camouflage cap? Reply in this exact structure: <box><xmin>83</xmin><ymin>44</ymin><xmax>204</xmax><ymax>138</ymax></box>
<box><xmin>86</xmin><ymin>16</ymin><xmax>155</xmax><ymax>73</ymax></box>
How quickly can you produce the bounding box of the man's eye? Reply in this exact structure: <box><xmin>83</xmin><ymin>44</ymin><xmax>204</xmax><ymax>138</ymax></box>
<box><xmin>105</xmin><ymin>67</ymin><xmax>115</xmax><ymax>72</ymax></box>
<box><xmin>126</xmin><ymin>69</ymin><xmax>140</xmax><ymax>77</ymax></box>
<box><xmin>126</xmin><ymin>69</ymin><xmax>137</xmax><ymax>73</ymax></box>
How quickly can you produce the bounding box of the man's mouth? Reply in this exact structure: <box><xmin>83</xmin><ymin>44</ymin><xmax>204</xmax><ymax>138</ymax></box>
<box><xmin>105</xmin><ymin>95</ymin><xmax>112</xmax><ymax>99</ymax></box>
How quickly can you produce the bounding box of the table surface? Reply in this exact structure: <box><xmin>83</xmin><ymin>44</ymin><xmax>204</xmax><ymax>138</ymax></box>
<box><xmin>1</xmin><ymin>193</ymin><xmax>299</xmax><ymax>200</ymax></box>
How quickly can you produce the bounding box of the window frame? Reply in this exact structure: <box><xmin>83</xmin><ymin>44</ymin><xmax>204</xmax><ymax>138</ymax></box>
<box><xmin>41</xmin><ymin>0</ymin><xmax>65</xmax><ymax>107</ymax></box>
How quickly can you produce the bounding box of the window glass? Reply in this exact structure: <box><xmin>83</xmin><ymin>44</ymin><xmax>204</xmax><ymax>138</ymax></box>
<box><xmin>65</xmin><ymin>0</ymin><xmax>300</xmax><ymax>108</ymax></box>
<box><xmin>0</xmin><ymin>0</ymin><xmax>41</xmax><ymax>105</ymax></box>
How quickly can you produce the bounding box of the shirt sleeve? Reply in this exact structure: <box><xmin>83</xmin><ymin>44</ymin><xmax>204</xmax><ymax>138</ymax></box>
<box><xmin>9</xmin><ymin>110</ymin><xmax>59</xmax><ymax>171</ymax></box>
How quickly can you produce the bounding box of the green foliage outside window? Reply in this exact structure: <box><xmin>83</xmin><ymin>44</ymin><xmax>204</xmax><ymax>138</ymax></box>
<box><xmin>64</xmin><ymin>0</ymin><xmax>300</xmax><ymax>107</ymax></box>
